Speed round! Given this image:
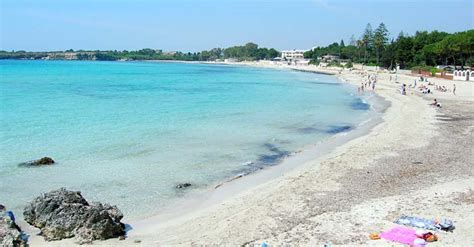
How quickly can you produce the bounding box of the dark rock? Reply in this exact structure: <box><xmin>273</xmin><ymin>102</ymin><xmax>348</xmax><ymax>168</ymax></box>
<box><xmin>0</xmin><ymin>207</ymin><xmax>26</xmax><ymax>247</ymax></box>
<box><xmin>23</xmin><ymin>188</ymin><xmax>125</xmax><ymax>244</ymax></box>
<box><xmin>351</xmin><ymin>98</ymin><xmax>370</xmax><ymax>110</ymax></box>
<box><xmin>36</xmin><ymin>157</ymin><xmax>55</xmax><ymax>165</ymax></box>
<box><xmin>175</xmin><ymin>183</ymin><xmax>192</xmax><ymax>189</ymax></box>
<box><xmin>119</xmin><ymin>235</ymin><xmax>126</xmax><ymax>240</ymax></box>
<box><xmin>19</xmin><ymin>157</ymin><xmax>55</xmax><ymax>167</ymax></box>
<box><xmin>326</xmin><ymin>125</ymin><xmax>352</xmax><ymax>134</ymax></box>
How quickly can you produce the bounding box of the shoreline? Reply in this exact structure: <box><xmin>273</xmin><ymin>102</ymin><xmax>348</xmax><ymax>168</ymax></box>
<box><xmin>20</xmin><ymin>61</ymin><xmax>386</xmax><ymax>228</ymax></box>
<box><xmin>23</xmin><ymin>63</ymin><xmax>474</xmax><ymax>246</ymax></box>
<box><xmin>128</xmin><ymin>62</ymin><xmax>385</xmax><ymax>223</ymax></box>
<box><xmin>127</xmin><ymin>85</ymin><xmax>388</xmax><ymax>225</ymax></box>
<box><xmin>21</xmin><ymin>62</ymin><xmax>387</xmax><ymax>245</ymax></box>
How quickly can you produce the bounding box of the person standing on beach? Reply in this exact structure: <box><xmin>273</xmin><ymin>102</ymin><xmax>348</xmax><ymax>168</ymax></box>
<box><xmin>453</xmin><ymin>84</ymin><xmax>456</xmax><ymax>95</ymax></box>
<box><xmin>401</xmin><ymin>84</ymin><xmax>406</xmax><ymax>95</ymax></box>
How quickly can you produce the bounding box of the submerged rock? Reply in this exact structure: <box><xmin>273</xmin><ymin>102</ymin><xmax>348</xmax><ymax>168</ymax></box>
<box><xmin>19</xmin><ymin>157</ymin><xmax>55</xmax><ymax>167</ymax></box>
<box><xmin>0</xmin><ymin>207</ymin><xmax>26</xmax><ymax>247</ymax></box>
<box><xmin>176</xmin><ymin>183</ymin><xmax>192</xmax><ymax>189</ymax></box>
<box><xmin>326</xmin><ymin>125</ymin><xmax>352</xmax><ymax>134</ymax></box>
<box><xmin>23</xmin><ymin>188</ymin><xmax>125</xmax><ymax>244</ymax></box>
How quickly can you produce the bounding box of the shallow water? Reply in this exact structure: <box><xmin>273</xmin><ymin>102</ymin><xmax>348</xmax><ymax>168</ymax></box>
<box><xmin>0</xmin><ymin>60</ymin><xmax>373</xmax><ymax>218</ymax></box>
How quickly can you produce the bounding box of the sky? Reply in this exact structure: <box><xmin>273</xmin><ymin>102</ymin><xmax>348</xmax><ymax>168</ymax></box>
<box><xmin>1</xmin><ymin>0</ymin><xmax>473</xmax><ymax>52</ymax></box>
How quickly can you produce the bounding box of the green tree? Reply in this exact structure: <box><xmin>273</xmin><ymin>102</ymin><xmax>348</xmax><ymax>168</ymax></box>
<box><xmin>341</xmin><ymin>45</ymin><xmax>357</xmax><ymax>60</ymax></box>
<box><xmin>373</xmin><ymin>23</ymin><xmax>389</xmax><ymax>66</ymax></box>
<box><xmin>362</xmin><ymin>23</ymin><xmax>374</xmax><ymax>64</ymax></box>
<box><xmin>340</xmin><ymin>39</ymin><xmax>345</xmax><ymax>47</ymax></box>
<box><xmin>222</xmin><ymin>42</ymin><xmax>279</xmax><ymax>61</ymax></box>
<box><xmin>356</xmin><ymin>39</ymin><xmax>364</xmax><ymax>62</ymax></box>
<box><xmin>395</xmin><ymin>33</ymin><xmax>414</xmax><ymax>68</ymax></box>
<box><xmin>380</xmin><ymin>40</ymin><xmax>396</xmax><ymax>69</ymax></box>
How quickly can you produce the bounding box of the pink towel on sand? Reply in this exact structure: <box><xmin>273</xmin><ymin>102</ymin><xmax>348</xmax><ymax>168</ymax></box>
<box><xmin>380</xmin><ymin>226</ymin><xmax>418</xmax><ymax>246</ymax></box>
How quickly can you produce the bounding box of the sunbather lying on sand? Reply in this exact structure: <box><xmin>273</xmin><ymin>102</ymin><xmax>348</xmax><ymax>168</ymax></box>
<box><xmin>430</xmin><ymin>99</ymin><xmax>441</xmax><ymax>108</ymax></box>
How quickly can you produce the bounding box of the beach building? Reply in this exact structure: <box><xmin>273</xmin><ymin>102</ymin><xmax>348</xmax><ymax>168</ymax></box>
<box><xmin>281</xmin><ymin>50</ymin><xmax>306</xmax><ymax>60</ymax></box>
<box><xmin>436</xmin><ymin>65</ymin><xmax>456</xmax><ymax>73</ymax></box>
<box><xmin>281</xmin><ymin>49</ymin><xmax>310</xmax><ymax>66</ymax></box>
<box><xmin>453</xmin><ymin>69</ymin><xmax>473</xmax><ymax>81</ymax></box>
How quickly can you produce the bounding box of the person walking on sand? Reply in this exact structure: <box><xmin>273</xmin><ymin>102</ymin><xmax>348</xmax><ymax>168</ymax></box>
<box><xmin>453</xmin><ymin>84</ymin><xmax>456</xmax><ymax>95</ymax></box>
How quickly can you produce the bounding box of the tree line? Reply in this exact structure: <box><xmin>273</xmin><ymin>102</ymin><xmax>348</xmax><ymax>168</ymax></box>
<box><xmin>304</xmin><ymin>23</ymin><xmax>474</xmax><ymax>69</ymax></box>
<box><xmin>0</xmin><ymin>43</ymin><xmax>280</xmax><ymax>62</ymax></box>
<box><xmin>222</xmin><ymin>43</ymin><xmax>279</xmax><ymax>60</ymax></box>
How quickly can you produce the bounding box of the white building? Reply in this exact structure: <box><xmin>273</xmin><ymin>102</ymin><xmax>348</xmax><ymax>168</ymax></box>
<box><xmin>453</xmin><ymin>70</ymin><xmax>474</xmax><ymax>81</ymax></box>
<box><xmin>281</xmin><ymin>49</ymin><xmax>306</xmax><ymax>60</ymax></box>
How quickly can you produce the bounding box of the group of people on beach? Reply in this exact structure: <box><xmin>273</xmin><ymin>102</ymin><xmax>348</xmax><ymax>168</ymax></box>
<box><xmin>434</xmin><ymin>85</ymin><xmax>449</xmax><ymax>92</ymax></box>
<box><xmin>358</xmin><ymin>73</ymin><xmax>376</xmax><ymax>93</ymax></box>
<box><xmin>418</xmin><ymin>84</ymin><xmax>431</xmax><ymax>94</ymax></box>
<box><xmin>400</xmin><ymin>74</ymin><xmax>457</xmax><ymax>96</ymax></box>
<box><xmin>358</xmin><ymin>71</ymin><xmax>456</xmax><ymax>111</ymax></box>
<box><xmin>434</xmin><ymin>84</ymin><xmax>456</xmax><ymax>95</ymax></box>
<box><xmin>417</xmin><ymin>83</ymin><xmax>456</xmax><ymax>95</ymax></box>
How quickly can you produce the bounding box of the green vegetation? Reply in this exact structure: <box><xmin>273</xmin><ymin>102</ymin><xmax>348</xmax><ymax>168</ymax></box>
<box><xmin>304</xmin><ymin>24</ymin><xmax>474</xmax><ymax>69</ymax></box>
<box><xmin>0</xmin><ymin>43</ymin><xmax>280</xmax><ymax>62</ymax></box>
<box><xmin>0</xmin><ymin>51</ymin><xmax>50</xmax><ymax>60</ymax></box>
<box><xmin>93</xmin><ymin>49</ymin><xmax>204</xmax><ymax>61</ymax></box>
<box><xmin>345</xmin><ymin>61</ymin><xmax>353</xmax><ymax>68</ymax></box>
<box><xmin>410</xmin><ymin>65</ymin><xmax>443</xmax><ymax>76</ymax></box>
<box><xmin>328</xmin><ymin>61</ymin><xmax>343</xmax><ymax>67</ymax></box>
<box><xmin>223</xmin><ymin>43</ymin><xmax>279</xmax><ymax>61</ymax></box>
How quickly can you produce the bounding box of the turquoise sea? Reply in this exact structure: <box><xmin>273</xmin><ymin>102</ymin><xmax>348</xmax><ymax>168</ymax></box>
<box><xmin>0</xmin><ymin>60</ymin><xmax>373</xmax><ymax>218</ymax></box>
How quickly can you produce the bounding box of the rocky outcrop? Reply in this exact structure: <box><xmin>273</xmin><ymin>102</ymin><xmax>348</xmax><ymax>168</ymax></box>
<box><xmin>23</xmin><ymin>188</ymin><xmax>125</xmax><ymax>244</ymax></box>
<box><xmin>0</xmin><ymin>208</ymin><xmax>26</xmax><ymax>247</ymax></box>
<box><xmin>176</xmin><ymin>183</ymin><xmax>192</xmax><ymax>189</ymax></box>
<box><xmin>19</xmin><ymin>157</ymin><xmax>55</xmax><ymax>167</ymax></box>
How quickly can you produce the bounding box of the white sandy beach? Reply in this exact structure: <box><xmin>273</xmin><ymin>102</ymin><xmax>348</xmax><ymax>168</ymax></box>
<box><xmin>24</xmin><ymin>64</ymin><xmax>474</xmax><ymax>246</ymax></box>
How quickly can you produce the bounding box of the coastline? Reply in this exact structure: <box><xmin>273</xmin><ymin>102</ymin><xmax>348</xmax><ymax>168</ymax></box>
<box><xmin>20</xmin><ymin>62</ymin><xmax>385</xmax><ymax>239</ymax></box>
<box><xmin>23</xmin><ymin>63</ymin><xmax>474</xmax><ymax>246</ymax></box>
<box><xmin>127</xmin><ymin>82</ymin><xmax>388</xmax><ymax>223</ymax></box>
